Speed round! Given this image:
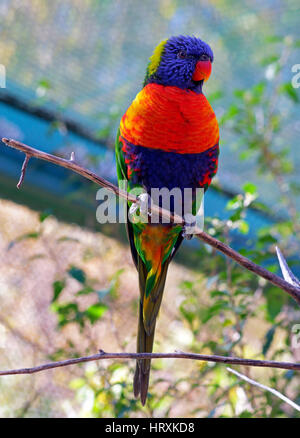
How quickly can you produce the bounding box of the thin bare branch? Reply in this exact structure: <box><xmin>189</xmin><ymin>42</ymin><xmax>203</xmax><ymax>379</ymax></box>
<box><xmin>0</xmin><ymin>350</ymin><xmax>299</xmax><ymax>377</ymax></box>
<box><xmin>227</xmin><ymin>367</ymin><xmax>300</xmax><ymax>413</ymax></box>
<box><xmin>17</xmin><ymin>154</ymin><xmax>30</xmax><ymax>189</ymax></box>
<box><xmin>2</xmin><ymin>137</ymin><xmax>300</xmax><ymax>305</ymax></box>
<box><xmin>2</xmin><ymin>137</ymin><xmax>130</xmax><ymax>201</ymax></box>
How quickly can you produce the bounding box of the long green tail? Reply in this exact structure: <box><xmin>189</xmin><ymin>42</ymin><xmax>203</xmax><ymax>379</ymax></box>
<box><xmin>133</xmin><ymin>255</ymin><xmax>170</xmax><ymax>405</ymax></box>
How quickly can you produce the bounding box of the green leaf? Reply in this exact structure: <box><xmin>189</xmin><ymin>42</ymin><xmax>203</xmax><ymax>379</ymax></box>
<box><xmin>239</xmin><ymin>150</ymin><xmax>255</xmax><ymax>161</ymax></box>
<box><xmin>229</xmin><ymin>210</ymin><xmax>242</xmax><ymax>222</ymax></box>
<box><xmin>234</xmin><ymin>89</ymin><xmax>246</xmax><ymax>99</ymax></box>
<box><xmin>180</xmin><ymin>280</ymin><xmax>194</xmax><ymax>290</ymax></box>
<box><xmin>226</xmin><ymin>195</ymin><xmax>243</xmax><ymax>211</ymax></box>
<box><xmin>76</xmin><ymin>286</ymin><xmax>94</xmax><ymax>296</ymax></box>
<box><xmin>52</xmin><ymin>279</ymin><xmax>66</xmax><ymax>302</ymax></box>
<box><xmin>85</xmin><ymin>303</ymin><xmax>108</xmax><ymax>324</ymax></box>
<box><xmin>37</xmin><ymin>78</ymin><xmax>52</xmax><ymax>89</ymax></box>
<box><xmin>260</xmin><ymin>54</ymin><xmax>280</xmax><ymax>66</ymax></box>
<box><xmin>68</xmin><ymin>266</ymin><xmax>86</xmax><ymax>284</ymax></box>
<box><xmin>278</xmin><ymin>83</ymin><xmax>299</xmax><ymax>103</ymax></box>
<box><xmin>210</xmin><ymin>289</ymin><xmax>230</xmax><ymax>298</ymax></box>
<box><xmin>207</xmin><ymin>90</ymin><xmax>223</xmax><ymax>102</ymax></box>
<box><xmin>220</xmin><ymin>104</ymin><xmax>239</xmax><ymax>124</ymax></box>
<box><xmin>179</xmin><ymin>303</ymin><xmax>195</xmax><ymax>324</ymax></box>
<box><xmin>223</xmin><ymin>319</ymin><xmax>233</xmax><ymax>327</ymax></box>
<box><xmin>52</xmin><ymin>302</ymin><xmax>81</xmax><ymax>328</ymax></box>
<box><xmin>200</xmin><ymin>301</ymin><xmax>229</xmax><ymax>323</ymax></box>
<box><xmin>252</xmin><ymin>82</ymin><xmax>266</xmax><ymax>98</ymax></box>
<box><xmin>238</xmin><ymin>220</ymin><xmax>249</xmax><ymax>235</ymax></box>
<box><xmin>239</xmin><ymin>411</ymin><xmax>253</xmax><ymax>418</ymax></box>
<box><xmin>257</xmin><ymin>234</ymin><xmax>277</xmax><ymax>247</ymax></box>
<box><xmin>265</xmin><ymin>35</ymin><xmax>284</xmax><ymax>44</ymax></box>
<box><xmin>265</xmin><ymin>287</ymin><xmax>286</xmax><ymax>322</ymax></box>
<box><xmin>243</xmin><ymin>182</ymin><xmax>257</xmax><ymax>195</ymax></box>
<box><xmin>39</xmin><ymin>210</ymin><xmax>52</xmax><ymax>222</ymax></box>
<box><xmin>262</xmin><ymin>325</ymin><xmax>276</xmax><ymax>355</ymax></box>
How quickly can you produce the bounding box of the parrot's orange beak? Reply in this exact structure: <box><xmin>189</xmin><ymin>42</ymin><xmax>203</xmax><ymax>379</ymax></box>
<box><xmin>192</xmin><ymin>60</ymin><xmax>212</xmax><ymax>82</ymax></box>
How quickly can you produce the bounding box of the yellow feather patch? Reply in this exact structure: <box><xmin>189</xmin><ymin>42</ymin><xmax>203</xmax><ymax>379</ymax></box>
<box><xmin>148</xmin><ymin>39</ymin><xmax>168</xmax><ymax>75</ymax></box>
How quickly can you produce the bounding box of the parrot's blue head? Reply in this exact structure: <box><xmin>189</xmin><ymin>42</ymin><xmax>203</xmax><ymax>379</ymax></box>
<box><xmin>144</xmin><ymin>35</ymin><xmax>214</xmax><ymax>93</ymax></box>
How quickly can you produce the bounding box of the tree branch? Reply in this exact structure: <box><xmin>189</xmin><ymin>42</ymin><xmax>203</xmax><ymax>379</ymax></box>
<box><xmin>0</xmin><ymin>350</ymin><xmax>299</xmax><ymax>377</ymax></box>
<box><xmin>2</xmin><ymin>137</ymin><xmax>300</xmax><ymax>305</ymax></box>
<box><xmin>227</xmin><ymin>367</ymin><xmax>300</xmax><ymax>413</ymax></box>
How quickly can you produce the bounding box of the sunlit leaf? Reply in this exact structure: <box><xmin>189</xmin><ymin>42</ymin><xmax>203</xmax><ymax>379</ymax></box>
<box><xmin>85</xmin><ymin>303</ymin><xmax>108</xmax><ymax>324</ymax></box>
<box><xmin>238</xmin><ymin>220</ymin><xmax>249</xmax><ymax>234</ymax></box>
<box><xmin>243</xmin><ymin>182</ymin><xmax>257</xmax><ymax>195</ymax></box>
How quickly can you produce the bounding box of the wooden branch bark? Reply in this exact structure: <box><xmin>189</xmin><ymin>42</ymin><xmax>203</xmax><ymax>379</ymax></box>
<box><xmin>2</xmin><ymin>137</ymin><xmax>300</xmax><ymax>305</ymax></box>
<box><xmin>0</xmin><ymin>350</ymin><xmax>299</xmax><ymax>377</ymax></box>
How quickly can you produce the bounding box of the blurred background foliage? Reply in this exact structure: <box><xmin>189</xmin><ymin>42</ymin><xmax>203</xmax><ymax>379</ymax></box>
<box><xmin>0</xmin><ymin>0</ymin><xmax>299</xmax><ymax>418</ymax></box>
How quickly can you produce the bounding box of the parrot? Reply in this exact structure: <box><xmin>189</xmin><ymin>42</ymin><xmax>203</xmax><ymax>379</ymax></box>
<box><xmin>115</xmin><ymin>35</ymin><xmax>219</xmax><ymax>405</ymax></box>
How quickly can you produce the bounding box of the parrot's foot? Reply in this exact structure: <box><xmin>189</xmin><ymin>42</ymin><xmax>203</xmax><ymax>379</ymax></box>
<box><xmin>182</xmin><ymin>213</ymin><xmax>196</xmax><ymax>240</ymax></box>
<box><xmin>129</xmin><ymin>193</ymin><xmax>151</xmax><ymax>223</ymax></box>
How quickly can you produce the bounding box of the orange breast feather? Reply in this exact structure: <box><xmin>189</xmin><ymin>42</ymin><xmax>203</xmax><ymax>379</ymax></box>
<box><xmin>120</xmin><ymin>83</ymin><xmax>219</xmax><ymax>154</ymax></box>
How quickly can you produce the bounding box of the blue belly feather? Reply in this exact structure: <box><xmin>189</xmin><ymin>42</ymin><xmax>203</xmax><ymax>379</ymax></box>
<box><xmin>122</xmin><ymin>138</ymin><xmax>219</xmax><ymax>192</ymax></box>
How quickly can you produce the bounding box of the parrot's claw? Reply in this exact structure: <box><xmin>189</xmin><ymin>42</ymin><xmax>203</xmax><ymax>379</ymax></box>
<box><xmin>129</xmin><ymin>203</ymin><xmax>138</xmax><ymax>216</ymax></box>
<box><xmin>182</xmin><ymin>213</ymin><xmax>196</xmax><ymax>240</ymax></box>
<box><xmin>129</xmin><ymin>193</ymin><xmax>151</xmax><ymax>222</ymax></box>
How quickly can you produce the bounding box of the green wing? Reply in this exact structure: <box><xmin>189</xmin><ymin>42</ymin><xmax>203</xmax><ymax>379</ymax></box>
<box><xmin>115</xmin><ymin>127</ymin><xmax>127</xmax><ymax>182</ymax></box>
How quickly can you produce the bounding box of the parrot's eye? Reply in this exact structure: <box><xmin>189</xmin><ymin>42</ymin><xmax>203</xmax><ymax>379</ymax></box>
<box><xmin>199</xmin><ymin>53</ymin><xmax>210</xmax><ymax>61</ymax></box>
<box><xmin>177</xmin><ymin>50</ymin><xmax>187</xmax><ymax>59</ymax></box>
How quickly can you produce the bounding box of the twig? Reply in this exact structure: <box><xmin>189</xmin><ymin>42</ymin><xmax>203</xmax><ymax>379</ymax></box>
<box><xmin>17</xmin><ymin>154</ymin><xmax>30</xmax><ymax>189</ymax></box>
<box><xmin>0</xmin><ymin>350</ymin><xmax>299</xmax><ymax>377</ymax></box>
<box><xmin>2</xmin><ymin>137</ymin><xmax>300</xmax><ymax>305</ymax></box>
<box><xmin>227</xmin><ymin>367</ymin><xmax>300</xmax><ymax>413</ymax></box>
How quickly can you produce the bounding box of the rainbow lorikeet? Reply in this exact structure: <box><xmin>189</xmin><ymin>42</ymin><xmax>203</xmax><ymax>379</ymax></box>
<box><xmin>115</xmin><ymin>35</ymin><xmax>219</xmax><ymax>404</ymax></box>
